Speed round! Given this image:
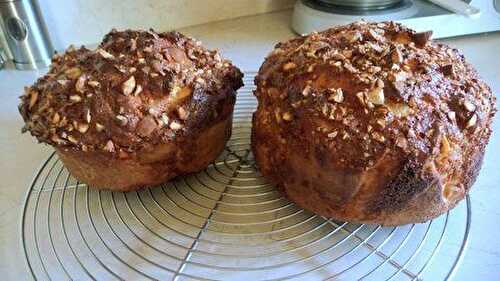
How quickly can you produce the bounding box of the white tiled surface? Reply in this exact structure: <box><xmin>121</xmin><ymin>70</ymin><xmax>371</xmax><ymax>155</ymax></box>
<box><xmin>1</xmin><ymin>10</ymin><xmax>499</xmax><ymax>280</ymax></box>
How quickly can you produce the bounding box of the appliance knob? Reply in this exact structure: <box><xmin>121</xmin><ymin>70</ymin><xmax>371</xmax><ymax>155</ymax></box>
<box><xmin>6</xmin><ymin>17</ymin><xmax>28</xmax><ymax>42</ymax></box>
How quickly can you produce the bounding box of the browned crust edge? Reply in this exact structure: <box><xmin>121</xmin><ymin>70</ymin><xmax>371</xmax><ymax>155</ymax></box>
<box><xmin>57</xmin><ymin>113</ymin><xmax>232</xmax><ymax>191</ymax></box>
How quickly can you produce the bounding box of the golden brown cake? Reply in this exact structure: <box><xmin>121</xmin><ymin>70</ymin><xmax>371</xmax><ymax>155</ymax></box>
<box><xmin>19</xmin><ymin>29</ymin><xmax>243</xmax><ymax>191</ymax></box>
<box><xmin>252</xmin><ymin>21</ymin><xmax>496</xmax><ymax>225</ymax></box>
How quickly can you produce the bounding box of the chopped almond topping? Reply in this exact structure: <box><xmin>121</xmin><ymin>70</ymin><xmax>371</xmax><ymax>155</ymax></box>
<box><xmin>122</xmin><ymin>76</ymin><xmax>136</xmax><ymax>95</ymax></box>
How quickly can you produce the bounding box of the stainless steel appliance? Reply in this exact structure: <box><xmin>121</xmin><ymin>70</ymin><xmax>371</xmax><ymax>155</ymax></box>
<box><xmin>0</xmin><ymin>0</ymin><xmax>54</xmax><ymax>70</ymax></box>
<box><xmin>292</xmin><ymin>0</ymin><xmax>500</xmax><ymax>38</ymax></box>
<box><xmin>317</xmin><ymin>0</ymin><xmax>404</xmax><ymax>10</ymax></box>
<box><xmin>0</xmin><ymin>47</ymin><xmax>5</xmax><ymax>69</ymax></box>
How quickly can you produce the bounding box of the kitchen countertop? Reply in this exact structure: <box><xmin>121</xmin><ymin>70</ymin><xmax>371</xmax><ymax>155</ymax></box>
<box><xmin>1</xmin><ymin>10</ymin><xmax>499</xmax><ymax>280</ymax></box>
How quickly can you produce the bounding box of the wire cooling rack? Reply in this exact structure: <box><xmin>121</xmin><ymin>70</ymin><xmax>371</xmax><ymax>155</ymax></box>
<box><xmin>21</xmin><ymin>72</ymin><xmax>470</xmax><ymax>281</ymax></box>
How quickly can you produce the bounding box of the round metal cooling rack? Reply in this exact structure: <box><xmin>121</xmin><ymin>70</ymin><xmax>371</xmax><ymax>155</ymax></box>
<box><xmin>22</xmin><ymin>72</ymin><xmax>470</xmax><ymax>281</ymax></box>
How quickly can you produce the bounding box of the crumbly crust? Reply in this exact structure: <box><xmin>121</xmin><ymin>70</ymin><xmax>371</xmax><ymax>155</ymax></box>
<box><xmin>19</xmin><ymin>29</ymin><xmax>243</xmax><ymax>156</ymax></box>
<box><xmin>253</xmin><ymin>21</ymin><xmax>496</xmax><ymax>224</ymax></box>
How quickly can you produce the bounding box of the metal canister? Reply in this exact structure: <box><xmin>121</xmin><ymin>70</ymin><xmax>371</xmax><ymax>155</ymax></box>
<box><xmin>0</xmin><ymin>0</ymin><xmax>54</xmax><ymax>70</ymax></box>
<box><xmin>0</xmin><ymin>46</ymin><xmax>5</xmax><ymax>69</ymax></box>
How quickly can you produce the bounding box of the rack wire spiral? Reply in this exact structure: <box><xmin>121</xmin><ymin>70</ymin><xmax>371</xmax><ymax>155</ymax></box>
<box><xmin>21</xmin><ymin>72</ymin><xmax>470</xmax><ymax>281</ymax></box>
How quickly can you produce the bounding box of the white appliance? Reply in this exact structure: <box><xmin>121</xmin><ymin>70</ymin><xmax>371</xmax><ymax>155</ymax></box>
<box><xmin>292</xmin><ymin>0</ymin><xmax>500</xmax><ymax>38</ymax></box>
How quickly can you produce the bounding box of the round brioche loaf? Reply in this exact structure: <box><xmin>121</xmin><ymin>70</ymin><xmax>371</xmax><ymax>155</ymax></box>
<box><xmin>252</xmin><ymin>21</ymin><xmax>496</xmax><ymax>225</ymax></box>
<box><xmin>19</xmin><ymin>29</ymin><xmax>243</xmax><ymax>191</ymax></box>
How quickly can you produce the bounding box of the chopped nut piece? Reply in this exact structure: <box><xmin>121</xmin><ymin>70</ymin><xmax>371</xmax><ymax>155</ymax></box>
<box><xmin>395</xmin><ymin>136</ymin><xmax>408</xmax><ymax>149</ymax></box>
<box><xmin>463</xmin><ymin>100</ymin><xmax>476</xmax><ymax>112</ymax></box>
<box><xmin>59</xmin><ymin>116</ymin><xmax>68</xmax><ymax>127</ymax></box>
<box><xmin>137</xmin><ymin>116</ymin><xmax>157</xmax><ymax>136</ymax></box>
<box><xmin>133</xmin><ymin>85</ymin><xmax>143</xmax><ymax>96</ymax></box>
<box><xmin>104</xmin><ymin>140</ymin><xmax>115</xmax><ymax>152</ymax></box>
<box><xmin>57</xmin><ymin>80</ymin><xmax>69</xmax><ymax>86</ymax></box>
<box><xmin>368</xmin><ymin>28</ymin><xmax>385</xmax><ymax>42</ymax></box>
<box><xmin>65</xmin><ymin>67</ymin><xmax>82</xmax><ymax>79</ymax></box>
<box><xmin>302</xmin><ymin>85</ymin><xmax>312</xmax><ymax>97</ymax></box>
<box><xmin>369</xmin><ymin>66</ymin><xmax>382</xmax><ymax>74</ymax></box>
<box><xmin>122</xmin><ymin>76</ymin><xmax>136</xmax><ymax>95</ymax></box>
<box><xmin>160</xmin><ymin>114</ymin><xmax>169</xmax><ymax>126</ymax></box>
<box><xmin>376</xmin><ymin>119</ymin><xmax>386</xmax><ymax>128</ymax></box>
<box><xmin>177</xmin><ymin>106</ymin><xmax>188</xmax><ymax>120</ymax></box>
<box><xmin>440</xmin><ymin>135</ymin><xmax>451</xmax><ymax>156</ymax></box>
<box><xmin>169</xmin><ymin>121</ymin><xmax>183</xmax><ymax>130</ymax></box>
<box><xmin>356</xmin><ymin>92</ymin><xmax>365</xmax><ymax>105</ymax></box>
<box><xmin>115</xmin><ymin>115</ymin><xmax>128</xmax><ymax>126</ymax></box>
<box><xmin>441</xmin><ymin>64</ymin><xmax>455</xmax><ymax>76</ymax></box>
<box><xmin>77</xmin><ymin>123</ymin><xmax>89</xmax><ymax>133</ymax></box>
<box><xmin>345</xmin><ymin>30</ymin><xmax>362</xmax><ymax>43</ymax></box>
<box><xmin>327</xmin><ymin>131</ymin><xmax>338</xmax><ymax>139</ymax></box>
<box><xmin>342</xmin><ymin>132</ymin><xmax>350</xmax><ymax>140</ymax></box>
<box><xmin>52</xmin><ymin>112</ymin><xmax>60</xmax><ymax>124</ymax></box>
<box><xmin>366</xmin><ymin>87</ymin><xmax>384</xmax><ymax>105</ymax></box>
<box><xmin>391</xmin><ymin>48</ymin><xmax>403</xmax><ymax>64</ymax></box>
<box><xmin>282</xmin><ymin>62</ymin><xmax>296</xmax><ymax>71</ymax></box>
<box><xmin>152</xmin><ymin>59</ymin><xmax>164</xmax><ymax>74</ymax></box>
<box><xmin>368</xmin><ymin>42</ymin><xmax>384</xmax><ymax>53</ymax></box>
<box><xmin>390</xmin><ymin>71</ymin><xmax>408</xmax><ymax>82</ymax></box>
<box><xmin>85</xmin><ymin>109</ymin><xmax>91</xmax><ymax>123</ymax></box>
<box><xmin>69</xmin><ymin>95</ymin><xmax>82</xmax><ymax>102</ymax></box>
<box><xmin>342</xmin><ymin>49</ymin><xmax>353</xmax><ymax>58</ymax></box>
<box><xmin>412</xmin><ymin>30</ymin><xmax>433</xmax><ymax>47</ymax></box>
<box><xmin>447</xmin><ymin>111</ymin><xmax>456</xmax><ymax>121</ymax></box>
<box><xmin>331</xmin><ymin>53</ymin><xmax>345</xmax><ymax>60</ymax></box>
<box><xmin>95</xmin><ymin>123</ymin><xmax>105</xmax><ymax>132</ymax></box>
<box><xmin>51</xmin><ymin>135</ymin><xmax>65</xmax><ymax>144</ymax></box>
<box><xmin>282</xmin><ymin>112</ymin><xmax>293</xmax><ymax>121</ymax></box>
<box><xmin>328</xmin><ymin>88</ymin><xmax>344</xmax><ymax>103</ymax></box>
<box><xmin>376</xmin><ymin>79</ymin><xmax>385</xmax><ymax>88</ymax></box>
<box><xmin>28</xmin><ymin>90</ymin><xmax>38</xmax><ymax>109</ymax></box>
<box><xmin>88</xmin><ymin>80</ymin><xmax>100</xmax><ymax>87</ymax></box>
<box><xmin>75</xmin><ymin>75</ymin><xmax>87</xmax><ymax>93</ymax></box>
<box><xmin>372</xmin><ymin>131</ymin><xmax>385</xmax><ymax>143</ymax></box>
<box><xmin>148</xmin><ymin>108</ymin><xmax>159</xmax><ymax>116</ymax></box>
<box><xmin>344</xmin><ymin>63</ymin><xmax>357</xmax><ymax>73</ymax></box>
<box><xmin>466</xmin><ymin>114</ymin><xmax>477</xmax><ymax>128</ymax></box>
<box><xmin>97</xmin><ymin>49</ymin><xmax>114</xmax><ymax>59</ymax></box>
<box><xmin>386</xmin><ymin>102</ymin><xmax>412</xmax><ymax>118</ymax></box>
<box><xmin>321</xmin><ymin>104</ymin><xmax>330</xmax><ymax>116</ymax></box>
<box><xmin>66</xmin><ymin>135</ymin><xmax>78</xmax><ymax>144</ymax></box>
<box><xmin>274</xmin><ymin>110</ymin><xmax>282</xmax><ymax>122</ymax></box>
<box><xmin>305</xmin><ymin>51</ymin><xmax>317</xmax><ymax>58</ymax></box>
